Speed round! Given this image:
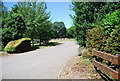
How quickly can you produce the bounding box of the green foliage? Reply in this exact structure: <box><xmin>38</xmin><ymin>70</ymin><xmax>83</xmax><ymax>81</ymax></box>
<box><xmin>4</xmin><ymin>38</ymin><xmax>31</xmax><ymax>52</ymax></box>
<box><xmin>2</xmin><ymin>13</ymin><xmax>25</xmax><ymax>47</ymax></box>
<box><xmin>75</xmin><ymin>24</ymin><xmax>95</xmax><ymax>46</ymax></box>
<box><xmin>103</xmin><ymin>10</ymin><xmax>120</xmax><ymax>26</ymax></box>
<box><xmin>86</xmin><ymin>27</ymin><xmax>106</xmax><ymax>52</ymax></box>
<box><xmin>2</xmin><ymin>2</ymin><xmax>9</xmax><ymax>18</ymax></box>
<box><xmin>71</xmin><ymin>2</ymin><xmax>120</xmax><ymax>47</ymax></box>
<box><xmin>0</xmin><ymin>28</ymin><xmax>2</xmax><ymax>51</ymax></box>
<box><xmin>104</xmin><ymin>28</ymin><xmax>120</xmax><ymax>55</ymax></box>
<box><xmin>86</xmin><ymin>10</ymin><xmax>120</xmax><ymax>56</ymax></box>
<box><xmin>71</xmin><ymin>2</ymin><xmax>120</xmax><ymax>80</ymax></box>
<box><xmin>52</xmin><ymin>21</ymin><xmax>67</xmax><ymax>38</ymax></box>
<box><xmin>66</xmin><ymin>26</ymin><xmax>75</xmax><ymax>38</ymax></box>
<box><xmin>102</xmin><ymin>10</ymin><xmax>120</xmax><ymax>36</ymax></box>
<box><xmin>86</xmin><ymin>26</ymin><xmax>120</xmax><ymax>80</ymax></box>
<box><xmin>15</xmin><ymin>2</ymin><xmax>53</xmax><ymax>45</ymax></box>
<box><xmin>2</xmin><ymin>2</ymin><xmax>53</xmax><ymax>48</ymax></box>
<box><xmin>86</xmin><ymin>27</ymin><xmax>120</xmax><ymax>55</ymax></box>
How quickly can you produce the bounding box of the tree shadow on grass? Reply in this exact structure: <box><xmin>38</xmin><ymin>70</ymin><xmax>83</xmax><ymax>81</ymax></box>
<box><xmin>6</xmin><ymin>42</ymin><xmax>62</xmax><ymax>54</ymax></box>
<box><xmin>31</xmin><ymin>42</ymin><xmax>62</xmax><ymax>50</ymax></box>
<box><xmin>42</xmin><ymin>42</ymin><xmax>62</xmax><ymax>46</ymax></box>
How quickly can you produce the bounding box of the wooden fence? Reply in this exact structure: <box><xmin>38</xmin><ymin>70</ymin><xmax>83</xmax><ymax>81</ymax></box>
<box><xmin>92</xmin><ymin>49</ymin><xmax>120</xmax><ymax>81</ymax></box>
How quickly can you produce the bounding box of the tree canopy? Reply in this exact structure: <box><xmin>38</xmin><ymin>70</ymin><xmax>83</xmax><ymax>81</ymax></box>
<box><xmin>52</xmin><ymin>21</ymin><xmax>67</xmax><ymax>38</ymax></box>
<box><xmin>71</xmin><ymin>2</ymin><xmax>120</xmax><ymax>47</ymax></box>
<box><xmin>2</xmin><ymin>2</ymin><xmax>53</xmax><ymax>48</ymax></box>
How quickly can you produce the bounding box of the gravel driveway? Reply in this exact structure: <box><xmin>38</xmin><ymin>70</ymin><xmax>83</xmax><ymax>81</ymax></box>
<box><xmin>1</xmin><ymin>41</ymin><xmax>79</xmax><ymax>79</ymax></box>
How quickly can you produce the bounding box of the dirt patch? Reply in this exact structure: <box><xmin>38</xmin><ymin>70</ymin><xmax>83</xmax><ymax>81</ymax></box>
<box><xmin>58</xmin><ymin>56</ymin><xmax>101</xmax><ymax>79</ymax></box>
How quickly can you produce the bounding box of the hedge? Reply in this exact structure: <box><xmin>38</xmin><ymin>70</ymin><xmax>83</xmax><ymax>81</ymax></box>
<box><xmin>104</xmin><ymin>28</ymin><xmax>120</xmax><ymax>55</ymax></box>
<box><xmin>4</xmin><ymin>38</ymin><xmax>31</xmax><ymax>53</ymax></box>
<box><xmin>86</xmin><ymin>26</ymin><xmax>106</xmax><ymax>53</ymax></box>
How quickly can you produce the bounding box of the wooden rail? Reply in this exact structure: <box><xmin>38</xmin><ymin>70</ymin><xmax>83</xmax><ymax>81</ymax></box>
<box><xmin>92</xmin><ymin>49</ymin><xmax>120</xmax><ymax>80</ymax></box>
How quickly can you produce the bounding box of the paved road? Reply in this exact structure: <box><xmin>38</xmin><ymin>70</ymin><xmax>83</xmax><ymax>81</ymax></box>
<box><xmin>2</xmin><ymin>41</ymin><xmax>79</xmax><ymax>79</ymax></box>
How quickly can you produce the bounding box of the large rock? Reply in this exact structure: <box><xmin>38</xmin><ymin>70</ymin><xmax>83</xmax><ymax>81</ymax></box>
<box><xmin>4</xmin><ymin>38</ymin><xmax>31</xmax><ymax>53</ymax></box>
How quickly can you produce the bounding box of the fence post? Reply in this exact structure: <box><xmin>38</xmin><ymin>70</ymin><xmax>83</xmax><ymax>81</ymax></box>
<box><xmin>116</xmin><ymin>55</ymin><xmax>120</xmax><ymax>81</ymax></box>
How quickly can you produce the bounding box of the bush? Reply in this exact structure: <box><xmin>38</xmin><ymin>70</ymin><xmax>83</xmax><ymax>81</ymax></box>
<box><xmin>85</xmin><ymin>10</ymin><xmax>120</xmax><ymax>80</ymax></box>
<box><xmin>75</xmin><ymin>24</ymin><xmax>94</xmax><ymax>47</ymax></box>
<box><xmin>86</xmin><ymin>10</ymin><xmax>120</xmax><ymax>55</ymax></box>
<box><xmin>102</xmin><ymin>10</ymin><xmax>120</xmax><ymax>36</ymax></box>
<box><xmin>86</xmin><ymin>26</ymin><xmax>120</xmax><ymax>68</ymax></box>
<box><xmin>86</xmin><ymin>26</ymin><xmax>120</xmax><ymax>55</ymax></box>
<box><xmin>104</xmin><ymin>28</ymin><xmax>120</xmax><ymax>55</ymax></box>
<box><xmin>86</xmin><ymin>26</ymin><xmax>106</xmax><ymax>52</ymax></box>
<box><xmin>4</xmin><ymin>38</ymin><xmax>31</xmax><ymax>53</ymax></box>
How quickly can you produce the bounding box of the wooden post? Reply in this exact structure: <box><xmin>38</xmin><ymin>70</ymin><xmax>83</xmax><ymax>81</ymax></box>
<box><xmin>116</xmin><ymin>55</ymin><xmax>120</xmax><ymax>81</ymax></box>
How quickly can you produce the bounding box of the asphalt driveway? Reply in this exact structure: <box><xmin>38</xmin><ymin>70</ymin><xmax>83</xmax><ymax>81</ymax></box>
<box><xmin>2</xmin><ymin>41</ymin><xmax>79</xmax><ymax>79</ymax></box>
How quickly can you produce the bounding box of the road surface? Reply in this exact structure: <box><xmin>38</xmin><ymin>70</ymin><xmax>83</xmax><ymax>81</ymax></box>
<box><xmin>2</xmin><ymin>41</ymin><xmax>79</xmax><ymax>79</ymax></box>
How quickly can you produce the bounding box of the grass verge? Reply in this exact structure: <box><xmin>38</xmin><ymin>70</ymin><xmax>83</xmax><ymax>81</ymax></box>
<box><xmin>31</xmin><ymin>42</ymin><xmax>62</xmax><ymax>50</ymax></box>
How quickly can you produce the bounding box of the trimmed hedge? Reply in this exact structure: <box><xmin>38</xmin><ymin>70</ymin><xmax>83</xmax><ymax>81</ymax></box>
<box><xmin>4</xmin><ymin>38</ymin><xmax>31</xmax><ymax>53</ymax></box>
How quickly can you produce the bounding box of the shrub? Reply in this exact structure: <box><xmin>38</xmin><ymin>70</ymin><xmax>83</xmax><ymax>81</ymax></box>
<box><xmin>85</xmin><ymin>10</ymin><xmax>120</xmax><ymax>80</ymax></box>
<box><xmin>86</xmin><ymin>26</ymin><xmax>106</xmax><ymax>52</ymax></box>
<box><xmin>102</xmin><ymin>10</ymin><xmax>120</xmax><ymax>36</ymax></box>
<box><xmin>86</xmin><ymin>10</ymin><xmax>120</xmax><ymax>54</ymax></box>
<box><xmin>86</xmin><ymin>26</ymin><xmax>120</xmax><ymax>70</ymax></box>
<box><xmin>104</xmin><ymin>28</ymin><xmax>120</xmax><ymax>55</ymax></box>
<box><xmin>4</xmin><ymin>38</ymin><xmax>31</xmax><ymax>53</ymax></box>
<box><xmin>75</xmin><ymin>24</ymin><xmax>94</xmax><ymax>47</ymax></box>
<box><xmin>86</xmin><ymin>26</ymin><xmax>120</xmax><ymax>55</ymax></box>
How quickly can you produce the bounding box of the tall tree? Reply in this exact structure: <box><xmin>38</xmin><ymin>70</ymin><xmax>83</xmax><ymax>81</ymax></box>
<box><xmin>0</xmin><ymin>2</ymin><xmax>3</xmax><ymax>50</ymax></box>
<box><xmin>2</xmin><ymin>3</ymin><xmax>26</xmax><ymax>47</ymax></box>
<box><xmin>12</xmin><ymin>2</ymin><xmax>53</xmax><ymax>45</ymax></box>
<box><xmin>53</xmin><ymin>21</ymin><xmax>66</xmax><ymax>38</ymax></box>
<box><xmin>71</xmin><ymin>2</ymin><xmax>120</xmax><ymax>47</ymax></box>
<box><xmin>67</xmin><ymin>26</ymin><xmax>75</xmax><ymax>38</ymax></box>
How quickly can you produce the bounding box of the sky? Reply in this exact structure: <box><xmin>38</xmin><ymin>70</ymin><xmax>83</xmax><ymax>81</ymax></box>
<box><xmin>3</xmin><ymin>2</ymin><xmax>75</xmax><ymax>28</ymax></box>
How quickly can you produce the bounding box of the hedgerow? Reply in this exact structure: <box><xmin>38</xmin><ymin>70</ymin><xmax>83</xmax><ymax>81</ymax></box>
<box><xmin>4</xmin><ymin>38</ymin><xmax>31</xmax><ymax>53</ymax></box>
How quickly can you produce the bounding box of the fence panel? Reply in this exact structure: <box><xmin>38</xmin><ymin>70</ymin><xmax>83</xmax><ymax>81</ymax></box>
<box><xmin>92</xmin><ymin>49</ymin><xmax>120</xmax><ymax>80</ymax></box>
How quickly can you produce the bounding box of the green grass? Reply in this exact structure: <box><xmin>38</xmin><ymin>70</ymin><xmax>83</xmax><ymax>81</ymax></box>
<box><xmin>31</xmin><ymin>42</ymin><xmax>62</xmax><ymax>50</ymax></box>
<box><xmin>50</xmin><ymin>38</ymin><xmax>75</xmax><ymax>42</ymax></box>
<box><xmin>81</xmin><ymin>60</ymin><xmax>92</xmax><ymax>66</ymax></box>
